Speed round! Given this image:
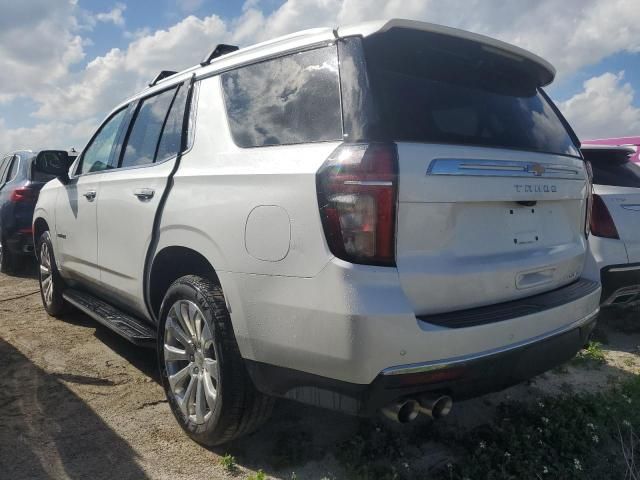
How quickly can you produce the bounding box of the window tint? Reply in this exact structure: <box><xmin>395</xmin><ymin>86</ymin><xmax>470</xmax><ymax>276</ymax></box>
<box><xmin>221</xmin><ymin>46</ymin><xmax>342</xmax><ymax>147</ymax></box>
<box><xmin>156</xmin><ymin>84</ymin><xmax>187</xmax><ymax>162</ymax></box>
<box><xmin>5</xmin><ymin>157</ymin><xmax>19</xmax><ymax>182</ymax></box>
<box><xmin>360</xmin><ymin>29</ymin><xmax>580</xmax><ymax>157</ymax></box>
<box><xmin>79</xmin><ymin>108</ymin><xmax>128</xmax><ymax>175</ymax></box>
<box><xmin>582</xmin><ymin>149</ymin><xmax>640</xmax><ymax>188</ymax></box>
<box><xmin>120</xmin><ymin>86</ymin><xmax>178</xmax><ymax>168</ymax></box>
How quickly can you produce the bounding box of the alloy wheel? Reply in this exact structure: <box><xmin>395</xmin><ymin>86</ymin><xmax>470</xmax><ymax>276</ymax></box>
<box><xmin>164</xmin><ymin>300</ymin><xmax>220</xmax><ymax>425</ymax></box>
<box><xmin>39</xmin><ymin>242</ymin><xmax>53</xmax><ymax>306</ymax></box>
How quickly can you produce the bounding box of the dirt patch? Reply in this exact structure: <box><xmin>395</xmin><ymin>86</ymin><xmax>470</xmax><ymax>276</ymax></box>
<box><xmin>0</xmin><ymin>266</ymin><xmax>638</xmax><ymax>479</ymax></box>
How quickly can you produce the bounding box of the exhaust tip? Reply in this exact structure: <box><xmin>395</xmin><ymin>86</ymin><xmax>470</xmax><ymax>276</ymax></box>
<box><xmin>418</xmin><ymin>395</ymin><xmax>453</xmax><ymax>419</ymax></box>
<box><xmin>381</xmin><ymin>399</ymin><xmax>420</xmax><ymax>424</ymax></box>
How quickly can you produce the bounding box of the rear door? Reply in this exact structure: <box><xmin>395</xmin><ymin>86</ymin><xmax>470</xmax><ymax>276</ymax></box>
<box><xmin>584</xmin><ymin>147</ymin><xmax>640</xmax><ymax>262</ymax></box>
<box><xmin>96</xmin><ymin>82</ymin><xmax>188</xmax><ymax>317</ymax></box>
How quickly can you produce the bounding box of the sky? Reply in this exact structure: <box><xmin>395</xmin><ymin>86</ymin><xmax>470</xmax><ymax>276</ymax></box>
<box><xmin>1</xmin><ymin>0</ymin><xmax>640</xmax><ymax>152</ymax></box>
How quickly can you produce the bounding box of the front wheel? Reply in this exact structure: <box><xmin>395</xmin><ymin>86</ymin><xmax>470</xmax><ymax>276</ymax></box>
<box><xmin>158</xmin><ymin>275</ymin><xmax>274</xmax><ymax>446</ymax></box>
<box><xmin>37</xmin><ymin>231</ymin><xmax>68</xmax><ymax>316</ymax></box>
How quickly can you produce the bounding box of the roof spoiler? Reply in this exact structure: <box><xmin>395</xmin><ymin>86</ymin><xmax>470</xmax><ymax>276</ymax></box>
<box><xmin>200</xmin><ymin>44</ymin><xmax>239</xmax><ymax>66</ymax></box>
<box><xmin>149</xmin><ymin>70</ymin><xmax>178</xmax><ymax>87</ymax></box>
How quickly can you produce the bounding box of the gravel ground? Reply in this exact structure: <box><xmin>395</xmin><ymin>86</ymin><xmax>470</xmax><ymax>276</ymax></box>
<box><xmin>1</xmin><ymin>264</ymin><xmax>638</xmax><ymax>479</ymax></box>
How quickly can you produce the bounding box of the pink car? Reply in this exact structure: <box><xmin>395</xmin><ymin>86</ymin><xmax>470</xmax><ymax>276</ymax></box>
<box><xmin>582</xmin><ymin>136</ymin><xmax>640</xmax><ymax>163</ymax></box>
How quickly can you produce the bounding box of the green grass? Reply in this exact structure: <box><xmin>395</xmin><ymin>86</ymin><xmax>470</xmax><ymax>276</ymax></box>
<box><xmin>571</xmin><ymin>341</ymin><xmax>606</xmax><ymax>367</ymax></box>
<box><xmin>247</xmin><ymin>470</ymin><xmax>267</xmax><ymax>480</ymax></box>
<box><xmin>219</xmin><ymin>453</ymin><xmax>237</xmax><ymax>473</ymax></box>
<box><xmin>335</xmin><ymin>375</ymin><xmax>640</xmax><ymax>480</ymax></box>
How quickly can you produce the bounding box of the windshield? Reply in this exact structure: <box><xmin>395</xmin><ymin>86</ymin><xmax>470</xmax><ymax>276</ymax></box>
<box><xmin>359</xmin><ymin>28</ymin><xmax>580</xmax><ymax>157</ymax></box>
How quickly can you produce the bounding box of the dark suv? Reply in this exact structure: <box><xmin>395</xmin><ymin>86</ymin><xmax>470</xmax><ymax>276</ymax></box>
<box><xmin>0</xmin><ymin>150</ymin><xmax>76</xmax><ymax>273</ymax></box>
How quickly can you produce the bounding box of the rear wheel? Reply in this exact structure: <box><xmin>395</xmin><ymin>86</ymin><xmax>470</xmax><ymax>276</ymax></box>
<box><xmin>158</xmin><ymin>275</ymin><xmax>274</xmax><ymax>446</ymax></box>
<box><xmin>37</xmin><ymin>231</ymin><xmax>68</xmax><ymax>316</ymax></box>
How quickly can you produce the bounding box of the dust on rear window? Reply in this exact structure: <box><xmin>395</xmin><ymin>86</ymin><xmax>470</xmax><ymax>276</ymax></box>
<box><xmin>362</xmin><ymin>28</ymin><xmax>580</xmax><ymax>157</ymax></box>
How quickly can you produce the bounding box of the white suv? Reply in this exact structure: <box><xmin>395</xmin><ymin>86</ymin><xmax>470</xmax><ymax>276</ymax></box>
<box><xmin>33</xmin><ymin>19</ymin><xmax>600</xmax><ymax>445</ymax></box>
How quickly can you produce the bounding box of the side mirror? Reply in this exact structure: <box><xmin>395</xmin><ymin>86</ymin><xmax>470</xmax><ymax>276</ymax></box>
<box><xmin>34</xmin><ymin>150</ymin><xmax>72</xmax><ymax>183</ymax></box>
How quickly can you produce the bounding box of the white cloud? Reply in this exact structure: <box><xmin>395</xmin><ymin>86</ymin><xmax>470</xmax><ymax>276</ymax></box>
<box><xmin>3</xmin><ymin>0</ymin><xmax>640</xmax><ymax>152</ymax></box>
<box><xmin>0</xmin><ymin>117</ymin><xmax>98</xmax><ymax>154</ymax></box>
<box><xmin>559</xmin><ymin>72</ymin><xmax>640</xmax><ymax>140</ymax></box>
<box><xmin>176</xmin><ymin>0</ymin><xmax>205</xmax><ymax>13</ymax></box>
<box><xmin>32</xmin><ymin>14</ymin><xmax>228</xmax><ymax>121</ymax></box>
<box><xmin>0</xmin><ymin>1</ymin><xmax>85</xmax><ymax>101</ymax></box>
<box><xmin>94</xmin><ymin>3</ymin><xmax>126</xmax><ymax>27</ymax></box>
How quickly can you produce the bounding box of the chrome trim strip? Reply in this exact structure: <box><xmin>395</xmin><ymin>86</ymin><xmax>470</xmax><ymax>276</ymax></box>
<box><xmin>381</xmin><ymin>308</ymin><xmax>599</xmax><ymax>376</ymax></box>
<box><xmin>621</xmin><ymin>204</ymin><xmax>640</xmax><ymax>212</ymax></box>
<box><xmin>427</xmin><ymin>158</ymin><xmax>584</xmax><ymax>180</ymax></box>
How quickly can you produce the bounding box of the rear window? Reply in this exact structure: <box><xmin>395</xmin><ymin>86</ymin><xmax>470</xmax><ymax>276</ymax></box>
<box><xmin>360</xmin><ymin>28</ymin><xmax>580</xmax><ymax>157</ymax></box>
<box><xmin>582</xmin><ymin>148</ymin><xmax>640</xmax><ymax>188</ymax></box>
<box><xmin>221</xmin><ymin>46</ymin><xmax>342</xmax><ymax>147</ymax></box>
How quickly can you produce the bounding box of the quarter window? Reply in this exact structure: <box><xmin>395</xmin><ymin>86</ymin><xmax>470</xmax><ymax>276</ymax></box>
<box><xmin>120</xmin><ymin>86</ymin><xmax>179</xmax><ymax>168</ymax></box>
<box><xmin>221</xmin><ymin>46</ymin><xmax>342</xmax><ymax>147</ymax></box>
<box><xmin>79</xmin><ymin>108</ymin><xmax>128</xmax><ymax>175</ymax></box>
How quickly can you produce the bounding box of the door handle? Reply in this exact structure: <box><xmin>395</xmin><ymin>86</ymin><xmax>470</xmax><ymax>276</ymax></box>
<box><xmin>133</xmin><ymin>188</ymin><xmax>155</xmax><ymax>200</ymax></box>
<box><xmin>83</xmin><ymin>190</ymin><xmax>97</xmax><ymax>201</ymax></box>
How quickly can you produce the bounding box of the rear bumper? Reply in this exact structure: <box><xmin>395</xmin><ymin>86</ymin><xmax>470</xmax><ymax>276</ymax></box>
<box><xmin>600</xmin><ymin>263</ymin><xmax>640</xmax><ymax>306</ymax></box>
<box><xmin>246</xmin><ymin>309</ymin><xmax>598</xmax><ymax>415</ymax></box>
<box><xmin>5</xmin><ymin>231</ymin><xmax>34</xmax><ymax>255</ymax></box>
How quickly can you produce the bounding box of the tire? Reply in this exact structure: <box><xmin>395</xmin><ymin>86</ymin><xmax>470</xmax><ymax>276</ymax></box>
<box><xmin>0</xmin><ymin>238</ymin><xmax>18</xmax><ymax>275</ymax></box>
<box><xmin>158</xmin><ymin>275</ymin><xmax>274</xmax><ymax>446</ymax></box>
<box><xmin>37</xmin><ymin>231</ymin><xmax>68</xmax><ymax>316</ymax></box>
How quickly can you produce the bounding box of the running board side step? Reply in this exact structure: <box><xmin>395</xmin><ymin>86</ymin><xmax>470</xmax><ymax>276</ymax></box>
<box><xmin>63</xmin><ymin>289</ymin><xmax>157</xmax><ymax>348</ymax></box>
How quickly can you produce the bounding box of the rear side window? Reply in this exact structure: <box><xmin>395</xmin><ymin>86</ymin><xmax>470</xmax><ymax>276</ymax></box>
<box><xmin>156</xmin><ymin>84</ymin><xmax>188</xmax><ymax>162</ymax></box>
<box><xmin>582</xmin><ymin>149</ymin><xmax>640</xmax><ymax>188</ymax></box>
<box><xmin>221</xmin><ymin>46</ymin><xmax>342</xmax><ymax>147</ymax></box>
<box><xmin>120</xmin><ymin>86</ymin><xmax>180</xmax><ymax>168</ymax></box>
<box><xmin>359</xmin><ymin>29</ymin><xmax>580</xmax><ymax>157</ymax></box>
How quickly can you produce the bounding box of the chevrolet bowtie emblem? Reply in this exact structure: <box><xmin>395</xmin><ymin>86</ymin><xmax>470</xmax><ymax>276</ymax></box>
<box><xmin>528</xmin><ymin>163</ymin><xmax>546</xmax><ymax>176</ymax></box>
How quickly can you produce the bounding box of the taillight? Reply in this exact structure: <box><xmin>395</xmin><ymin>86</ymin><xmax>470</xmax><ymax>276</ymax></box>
<box><xmin>10</xmin><ymin>186</ymin><xmax>36</xmax><ymax>203</ymax></box>
<box><xmin>584</xmin><ymin>161</ymin><xmax>593</xmax><ymax>237</ymax></box>
<box><xmin>590</xmin><ymin>194</ymin><xmax>619</xmax><ymax>239</ymax></box>
<box><xmin>316</xmin><ymin>143</ymin><xmax>398</xmax><ymax>266</ymax></box>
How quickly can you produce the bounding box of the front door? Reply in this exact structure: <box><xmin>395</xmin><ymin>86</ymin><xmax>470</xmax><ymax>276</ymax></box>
<box><xmin>55</xmin><ymin>107</ymin><xmax>129</xmax><ymax>284</ymax></box>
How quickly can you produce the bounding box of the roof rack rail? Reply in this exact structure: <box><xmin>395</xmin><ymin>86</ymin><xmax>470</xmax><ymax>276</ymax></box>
<box><xmin>200</xmin><ymin>44</ymin><xmax>239</xmax><ymax>66</ymax></box>
<box><xmin>149</xmin><ymin>70</ymin><xmax>177</xmax><ymax>87</ymax></box>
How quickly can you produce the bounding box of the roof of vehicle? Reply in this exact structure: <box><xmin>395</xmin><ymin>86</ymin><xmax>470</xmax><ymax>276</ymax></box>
<box><xmin>119</xmin><ymin>18</ymin><xmax>556</xmax><ymax>110</ymax></box>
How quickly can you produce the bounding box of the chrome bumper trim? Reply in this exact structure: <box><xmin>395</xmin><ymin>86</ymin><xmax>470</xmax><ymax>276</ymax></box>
<box><xmin>381</xmin><ymin>308</ymin><xmax>599</xmax><ymax>376</ymax></box>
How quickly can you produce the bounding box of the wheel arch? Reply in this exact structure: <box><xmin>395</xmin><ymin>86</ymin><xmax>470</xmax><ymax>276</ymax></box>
<box><xmin>33</xmin><ymin>217</ymin><xmax>50</xmax><ymax>259</ymax></box>
<box><xmin>149</xmin><ymin>246</ymin><xmax>219</xmax><ymax>319</ymax></box>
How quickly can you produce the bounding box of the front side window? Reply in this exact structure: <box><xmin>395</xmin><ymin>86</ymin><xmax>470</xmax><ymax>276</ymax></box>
<box><xmin>221</xmin><ymin>46</ymin><xmax>342</xmax><ymax>147</ymax></box>
<box><xmin>79</xmin><ymin>108</ymin><xmax>128</xmax><ymax>175</ymax></box>
<box><xmin>120</xmin><ymin>86</ymin><xmax>180</xmax><ymax>168</ymax></box>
